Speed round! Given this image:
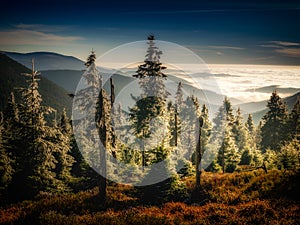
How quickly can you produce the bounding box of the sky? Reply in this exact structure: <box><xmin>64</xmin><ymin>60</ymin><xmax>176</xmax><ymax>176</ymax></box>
<box><xmin>1</xmin><ymin>0</ymin><xmax>300</xmax><ymax>65</ymax></box>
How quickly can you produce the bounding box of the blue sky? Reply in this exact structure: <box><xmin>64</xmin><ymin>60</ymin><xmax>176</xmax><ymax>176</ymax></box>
<box><xmin>1</xmin><ymin>0</ymin><xmax>300</xmax><ymax>64</ymax></box>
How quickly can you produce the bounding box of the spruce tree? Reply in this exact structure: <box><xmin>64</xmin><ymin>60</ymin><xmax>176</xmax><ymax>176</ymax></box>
<box><xmin>232</xmin><ymin>107</ymin><xmax>249</xmax><ymax>153</ymax></box>
<box><xmin>261</xmin><ymin>91</ymin><xmax>289</xmax><ymax>152</ymax></box>
<box><xmin>12</xmin><ymin>61</ymin><xmax>65</xmax><ymax>197</ymax></box>
<box><xmin>84</xmin><ymin>49</ymin><xmax>96</xmax><ymax>68</ymax></box>
<box><xmin>217</xmin><ymin>126</ymin><xmax>240</xmax><ymax>173</ymax></box>
<box><xmin>180</xmin><ymin>96</ymin><xmax>199</xmax><ymax>159</ymax></box>
<box><xmin>277</xmin><ymin>138</ymin><xmax>300</xmax><ymax>170</ymax></box>
<box><xmin>0</xmin><ymin>112</ymin><xmax>13</xmax><ymax>194</ymax></box>
<box><xmin>288</xmin><ymin>98</ymin><xmax>300</xmax><ymax>140</ymax></box>
<box><xmin>129</xmin><ymin>35</ymin><xmax>169</xmax><ymax>169</ymax></box>
<box><xmin>246</xmin><ymin>114</ymin><xmax>255</xmax><ymax>135</ymax></box>
<box><xmin>3</xmin><ymin>92</ymin><xmax>21</xmax><ymax>174</ymax></box>
<box><xmin>55</xmin><ymin>109</ymin><xmax>74</xmax><ymax>189</ymax></box>
<box><xmin>75</xmin><ymin>51</ymin><xmax>111</xmax><ymax>201</ymax></box>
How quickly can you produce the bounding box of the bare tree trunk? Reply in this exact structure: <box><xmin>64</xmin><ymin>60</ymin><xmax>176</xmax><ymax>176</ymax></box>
<box><xmin>174</xmin><ymin>108</ymin><xmax>178</xmax><ymax>147</ymax></box>
<box><xmin>142</xmin><ymin>130</ymin><xmax>145</xmax><ymax>172</ymax></box>
<box><xmin>99</xmin><ymin>143</ymin><xmax>106</xmax><ymax>202</ymax></box>
<box><xmin>195</xmin><ymin>117</ymin><xmax>203</xmax><ymax>188</ymax></box>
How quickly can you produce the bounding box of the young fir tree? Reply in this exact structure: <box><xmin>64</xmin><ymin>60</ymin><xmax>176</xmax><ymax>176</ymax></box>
<box><xmin>261</xmin><ymin>91</ymin><xmax>289</xmax><ymax>152</ymax></box>
<box><xmin>217</xmin><ymin>125</ymin><xmax>240</xmax><ymax>173</ymax></box>
<box><xmin>246</xmin><ymin>114</ymin><xmax>255</xmax><ymax>135</ymax></box>
<box><xmin>54</xmin><ymin>109</ymin><xmax>75</xmax><ymax>189</ymax></box>
<box><xmin>129</xmin><ymin>35</ymin><xmax>169</xmax><ymax>169</ymax></box>
<box><xmin>232</xmin><ymin>107</ymin><xmax>249</xmax><ymax>154</ymax></box>
<box><xmin>245</xmin><ymin>114</ymin><xmax>257</xmax><ymax>149</ymax></box>
<box><xmin>277</xmin><ymin>138</ymin><xmax>300</xmax><ymax>170</ymax></box>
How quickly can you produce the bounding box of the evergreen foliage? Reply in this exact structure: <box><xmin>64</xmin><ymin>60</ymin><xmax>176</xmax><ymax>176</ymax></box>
<box><xmin>0</xmin><ymin>112</ymin><xmax>13</xmax><ymax>193</ymax></box>
<box><xmin>261</xmin><ymin>91</ymin><xmax>289</xmax><ymax>152</ymax></box>
<box><xmin>217</xmin><ymin>126</ymin><xmax>240</xmax><ymax>173</ymax></box>
<box><xmin>129</xmin><ymin>35</ymin><xmax>169</xmax><ymax>169</ymax></box>
<box><xmin>288</xmin><ymin>97</ymin><xmax>300</xmax><ymax>141</ymax></box>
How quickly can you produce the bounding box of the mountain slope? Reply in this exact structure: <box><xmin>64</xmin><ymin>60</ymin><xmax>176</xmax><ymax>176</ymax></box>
<box><xmin>0</xmin><ymin>53</ymin><xmax>72</xmax><ymax>114</ymax></box>
<box><xmin>3</xmin><ymin>51</ymin><xmax>85</xmax><ymax>71</ymax></box>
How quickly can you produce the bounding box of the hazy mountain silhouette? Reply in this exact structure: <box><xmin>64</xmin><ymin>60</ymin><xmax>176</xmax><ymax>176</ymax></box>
<box><xmin>0</xmin><ymin>53</ymin><xmax>72</xmax><ymax>113</ymax></box>
<box><xmin>3</xmin><ymin>51</ymin><xmax>85</xmax><ymax>71</ymax></box>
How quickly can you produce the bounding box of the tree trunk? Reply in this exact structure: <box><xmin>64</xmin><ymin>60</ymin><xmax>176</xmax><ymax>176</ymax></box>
<box><xmin>174</xmin><ymin>109</ymin><xmax>178</xmax><ymax>147</ymax></box>
<box><xmin>99</xmin><ymin>144</ymin><xmax>106</xmax><ymax>202</ymax></box>
<box><xmin>195</xmin><ymin>116</ymin><xmax>203</xmax><ymax>188</ymax></box>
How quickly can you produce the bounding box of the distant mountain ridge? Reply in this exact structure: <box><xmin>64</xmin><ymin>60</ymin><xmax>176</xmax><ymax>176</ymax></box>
<box><xmin>3</xmin><ymin>51</ymin><xmax>299</xmax><ymax>125</ymax></box>
<box><xmin>3</xmin><ymin>51</ymin><xmax>85</xmax><ymax>71</ymax></box>
<box><xmin>0</xmin><ymin>53</ymin><xmax>72</xmax><ymax>114</ymax></box>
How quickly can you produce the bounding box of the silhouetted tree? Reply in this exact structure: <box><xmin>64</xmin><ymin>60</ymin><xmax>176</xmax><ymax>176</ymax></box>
<box><xmin>261</xmin><ymin>91</ymin><xmax>289</xmax><ymax>152</ymax></box>
<box><xmin>129</xmin><ymin>35</ymin><xmax>169</xmax><ymax>170</ymax></box>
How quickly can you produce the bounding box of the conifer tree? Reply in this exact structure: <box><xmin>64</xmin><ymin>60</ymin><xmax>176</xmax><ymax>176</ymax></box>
<box><xmin>84</xmin><ymin>49</ymin><xmax>96</xmax><ymax>68</ymax></box>
<box><xmin>12</xmin><ymin>61</ymin><xmax>65</xmax><ymax>197</ymax></box>
<box><xmin>232</xmin><ymin>107</ymin><xmax>249</xmax><ymax>153</ymax></box>
<box><xmin>288</xmin><ymin>98</ymin><xmax>300</xmax><ymax>140</ymax></box>
<box><xmin>75</xmin><ymin>51</ymin><xmax>111</xmax><ymax>201</ymax></box>
<box><xmin>129</xmin><ymin>35</ymin><xmax>169</xmax><ymax>169</ymax></box>
<box><xmin>200</xmin><ymin>104</ymin><xmax>212</xmax><ymax>159</ymax></box>
<box><xmin>246</xmin><ymin>114</ymin><xmax>255</xmax><ymax>135</ymax></box>
<box><xmin>180</xmin><ymin>96</ymin><xmax>199</xmax><ymax>159</ymax></box>
<box><xmin>55</xmin><ymin>109</ymin><xmax>74</xmax><ymax>188</ymax></box>
<box><xmin>172</xmin><ymin>82</ymin><xmax>184</xmax><ymax>147</ymax></box>
<box><xmin>0</xmin><ymin>112</ymin><xmax>13</xmax><ymax>193</ymax></box>
<box><xmin>3</xmin><ymin>92</ymin><xmax>22</xmax><ymax>174</ymax></box>
<box><xmin>277</xmin><ymin>138</ymin><xmax>300</xmax><ymax>170</ymax></box>
<box><xmin>217</xmin><ymin>126</ymin><xmax>240</xmax><ymax>173</ymax></box>
<box><xmin>261</xmin><ymin>91</ymin><xmax>289</xmax><ymax>152</ymax></box>
<box><xmin>245</xmin><ymin>114</ymin><xmax>258</xmax><ymax>150</ymax></box>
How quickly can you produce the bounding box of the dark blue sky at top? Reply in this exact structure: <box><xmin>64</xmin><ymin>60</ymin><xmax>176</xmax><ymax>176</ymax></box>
<box><xmin>1</xmin><ymin>0</ymin><xmax>300</xmax><ymax>64</ymax></box>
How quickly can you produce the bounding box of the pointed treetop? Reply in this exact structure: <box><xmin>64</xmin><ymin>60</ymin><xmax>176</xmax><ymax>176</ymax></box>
<box><xmin>85</xmin><ymin>49</ymin><xmax>96</xmax><ymax>68</ymax></box>
<box><xmin>148</xmin><ymin>35</ymin><xmax>155</xmax><ymax>41</ymax></box>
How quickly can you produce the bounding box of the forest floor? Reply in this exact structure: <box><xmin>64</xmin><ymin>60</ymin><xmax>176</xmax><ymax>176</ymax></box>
<box><xmin>1</xmin><ymin>169</ymin><xmax>299</xmax><ymax>225</ymax></box>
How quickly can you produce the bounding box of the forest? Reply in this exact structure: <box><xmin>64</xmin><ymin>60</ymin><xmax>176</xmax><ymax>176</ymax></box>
<box><xmin>0</xmin><ymin>36</ymin><xmax>299</xmax><ymax>224</ymax></box>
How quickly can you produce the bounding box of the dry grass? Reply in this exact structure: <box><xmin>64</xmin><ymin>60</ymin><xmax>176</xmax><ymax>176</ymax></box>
<box><xmin>1</xmin><ymin>170</ymin><xmax>299</xmax><ymax>225</ymax></box>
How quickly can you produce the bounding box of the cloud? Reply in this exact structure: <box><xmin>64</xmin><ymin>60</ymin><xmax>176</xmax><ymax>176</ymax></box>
<box><xmin>275</xmin><ymin>48</ymin><xmax>300</xmax><ymax>58</ymax></box>
<box><xmin>208</xmin><ymin>45</ymin><xmax>244</xmax><ymax>50</ymax></box>
<box><xmin>14</xmin><ymin>23</ymin><xmax>74</xmax><ymax>32</ymax></box>
<box><xmin>269</xmin><ymin>41</ymin><xmax>300</xmax><ymax>47</ymax></box>
<box><xmin>260</xmin><ymin>41</ymin><xmax>300</xmax><ymax>48</ymax></box>
<box><xmin>0</xmin><ymin>29</ymin><xmax>84</xmax><ymax>46</ymax></box>
<box><xmin>259</xmin><ymin>40</ymin><xmax>300</xmax><ymax>58</ymax></box>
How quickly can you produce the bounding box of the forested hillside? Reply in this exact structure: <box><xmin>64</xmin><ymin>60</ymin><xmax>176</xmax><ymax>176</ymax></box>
<box><xmin>0</xmin><ymin>53</ymin><xmax>72</xmax><ymax>113</ymax></box>
<box><xmin>0</xmin><ymin>37</ymin><xmax>299</xmax><ymax>224</ymax></box>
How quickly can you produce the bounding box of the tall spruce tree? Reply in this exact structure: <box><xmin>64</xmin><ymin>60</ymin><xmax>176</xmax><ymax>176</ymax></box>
<box><xmin>129</xmin><ymin>35</ymin><xmax>169</xmax><ymax>169</ymax></box>
<box><xmin>75</xmin><ymin>50</ymin><xmax>111</xmax><ymax>201</ymax></box>
<box><xmin>10</xmin><ymin>61</ymin><xmax>67</xmax><ymax>198</ymax></box>
<box><xmin>261</xmin><ymin>91</ymin><xmax>289</xmax><ymax>152</ymax></box>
